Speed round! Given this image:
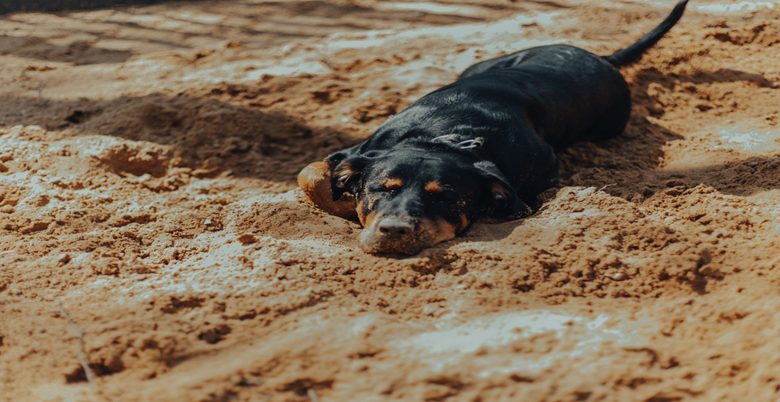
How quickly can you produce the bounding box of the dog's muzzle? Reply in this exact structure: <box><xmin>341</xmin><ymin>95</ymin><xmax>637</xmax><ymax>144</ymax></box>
<box><xmin>359</xmin><ymin>215</ymin><xmax>457</xmax><ymax>255</ymax></box>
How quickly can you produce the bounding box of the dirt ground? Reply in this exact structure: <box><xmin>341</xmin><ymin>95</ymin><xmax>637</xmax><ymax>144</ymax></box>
<box><xmin>1</xmin><ymin>0</ymin><xmax>780</xmax><ymax>400</ymax></box>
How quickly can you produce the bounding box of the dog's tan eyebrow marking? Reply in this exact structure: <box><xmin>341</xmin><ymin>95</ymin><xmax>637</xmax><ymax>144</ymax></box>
<box><xmin>425</xmin><ymin>181</ymin><xmax>444</xmax><ymax>193</ymax></box>
<box><xmin>382</xmin><ymin>178</ymin><xmax>404</xmax><ymax>189</ymax></box>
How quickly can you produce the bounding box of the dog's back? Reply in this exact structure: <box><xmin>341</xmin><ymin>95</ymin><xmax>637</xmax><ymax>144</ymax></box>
<box><xmin>456</xmin><ymin>44</ymin><xmax>631</xmax><ymax>150</ymax></box>
<box><xmin>453</xmin><ymin>0</ymin><xmax>690</xmax><ymax>149</ymax></box>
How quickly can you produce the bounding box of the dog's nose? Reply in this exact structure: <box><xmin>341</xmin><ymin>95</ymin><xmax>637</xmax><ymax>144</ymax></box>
<box><xmin>377</xmin><ymin>218</ymin><xmax>414</xmax><ymax>238</ymax></box>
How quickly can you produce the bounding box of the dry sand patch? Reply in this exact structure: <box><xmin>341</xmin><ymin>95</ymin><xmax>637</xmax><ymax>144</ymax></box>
<box><xmin>2</xmin><ymin>1</ymin><xmax>780</xmax><ymax>401</ymax></box>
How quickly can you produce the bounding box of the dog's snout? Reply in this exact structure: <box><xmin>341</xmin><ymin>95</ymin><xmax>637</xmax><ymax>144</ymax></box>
<box><xmin>359</xmin><ymin>216</ymin><xmax>421</xmax><ymax>254</ymax></box>
<box><xmin>377</xmin><ymin>218</ymin><xmax>414</xmax><ymax>238</ymax></box>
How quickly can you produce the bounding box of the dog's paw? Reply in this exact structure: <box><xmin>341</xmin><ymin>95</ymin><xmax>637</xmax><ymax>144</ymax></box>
<box><xmin>298</xmin><ymin>161</ymin><xmax>358</xmax><ymax>221</ymax></box>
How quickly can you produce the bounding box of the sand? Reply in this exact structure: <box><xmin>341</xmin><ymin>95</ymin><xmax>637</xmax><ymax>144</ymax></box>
<box><xmin>2</xmin><ymin>0</ymin><xmax>780</xmax><ymax>400</ymax></box>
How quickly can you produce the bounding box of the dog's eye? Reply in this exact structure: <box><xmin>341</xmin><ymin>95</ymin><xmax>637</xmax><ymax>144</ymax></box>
<box><xmin>369</xmin><ymin>184</ymin><xmax>398</xmax><ymax>196</ymax></box>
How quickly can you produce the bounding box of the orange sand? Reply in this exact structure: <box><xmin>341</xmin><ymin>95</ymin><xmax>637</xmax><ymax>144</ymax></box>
<box><xmin>2</xmin><ymin>1</ymin><xmax>780</xmax><ymax>401</ymax></box>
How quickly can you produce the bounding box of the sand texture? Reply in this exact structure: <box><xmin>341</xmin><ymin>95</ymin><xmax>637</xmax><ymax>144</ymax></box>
<box><xmin>2</xmin><ymin>0</ymin><xmax>780</xmax><ymax>401</ymax></box>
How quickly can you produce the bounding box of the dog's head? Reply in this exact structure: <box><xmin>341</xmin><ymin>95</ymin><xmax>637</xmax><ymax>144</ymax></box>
<box><xmin>299</xmin><ymin>138</ymin><xmax>529</xmax><ymax>255</ymax></box>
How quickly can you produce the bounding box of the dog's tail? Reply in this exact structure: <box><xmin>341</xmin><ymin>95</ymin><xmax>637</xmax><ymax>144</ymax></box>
<box><xmin>603</xmin><ymin>0</ymin><xmax>689</xmax><ymax>67</ymax></box>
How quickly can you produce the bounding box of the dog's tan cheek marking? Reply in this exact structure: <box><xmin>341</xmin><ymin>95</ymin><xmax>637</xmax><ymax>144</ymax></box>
<box><xmin>435</xmin><ymin>217</ymin><xmax>457</xmax><ymax>241</ymax></box>
<box><xmin>357</xmin><ymin>198</ymin><xmax>378</xmax><ymax>228</ymax></box>
<box><xmin>357</xmin><ymin>199</ymin><xmax>366</xmax><ymax>225</ymax></box>
<box><xmin>419</xmin><ymin>217</ymin><xmax>457</xmax><ymax>246</ymax></box>
<box><xmin>382</xmin><ymin>178</ymin><xmax>404</xmax><ymax>190</ymax></box>
<box><xmin>364</xmin><ymin>211</ymin><xmax>377</xmax><ymax>229</ymax></box>
<box><xmin>459</xmin><ymin>213</ymin><xmax>469</xmax><ymax>232</ymax></box>
<box><xmin>425</xmin><ymin>181</ymin><xmax>444</xmax><ymax>193</ymax></box>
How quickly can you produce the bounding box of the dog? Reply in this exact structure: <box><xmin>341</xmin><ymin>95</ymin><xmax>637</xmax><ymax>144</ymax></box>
<box><xmin>298</xmin><ymin>0</ymin><xmax>689</xmax><ymax>255</ymax></box>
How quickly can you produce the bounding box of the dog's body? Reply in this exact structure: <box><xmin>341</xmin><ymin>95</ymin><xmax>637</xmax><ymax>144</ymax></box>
<box><xmin>353</xmin><ymin>44</ymin><xmax>632</xmax><ymax>204</ymax></box>
<box><xmin>299</xmin><ymin>0</ymin><xmax>689</xmax><ymax>255</ymax></box>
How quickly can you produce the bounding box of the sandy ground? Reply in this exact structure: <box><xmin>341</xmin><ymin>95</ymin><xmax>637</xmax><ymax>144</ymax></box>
<box><xmin>2</xmin><ymin>0</ymin><xmax>780</xmax><ymax>400</ymax></box>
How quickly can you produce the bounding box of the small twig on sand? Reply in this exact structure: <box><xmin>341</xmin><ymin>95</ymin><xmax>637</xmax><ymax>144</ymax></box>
<box><xmin>43</xmin><ymin>293</ymin><xmax>96</xmax><ymax>387</ymax></box>
<box><xmin>598</xmin><ymin>183</ymin><xmax>616</xmax><ymax>192</ymax></box>
<box><xmin>318</xmin><ymin>57</ymin><xmax>339</xmax><ymax>72</ymax></box>
<box><xmin>307</xmin><ymin>388</ymin><xmax>321</xmax><ymax>402</ymax></box>
<box><xmin>314</xmin><ymin>44</ymin><xmax>339</xmax><ymax>72</ymax></box>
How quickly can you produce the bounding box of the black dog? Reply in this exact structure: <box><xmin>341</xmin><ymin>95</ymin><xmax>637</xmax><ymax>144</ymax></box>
<box><xmin>299</xmin><ymin>0</ymin><xmax>689</xmax><ymax>255</ymax></box>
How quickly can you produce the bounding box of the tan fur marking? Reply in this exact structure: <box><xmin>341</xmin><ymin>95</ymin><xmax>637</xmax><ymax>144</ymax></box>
<box><xmin>419</xmin><ymin>217</ymin><xmax>457</xmax><ymax>246</ymax></box>
<box><xmin>435</xmin><ymin>217</ymin><xmax>457</xmax><ymax>242</ymax></box>
<box><xmin>356</xmin><ymin>199</ymin><xmax>366</xmax><ymax>225</ymax></box>
<box><xmin>356</xmin><ymin>198</ymin><xmax>377</xmax><ymax>228</ymax></box>
<box><xmin>364</xmin><ymin>211</ymin><xmax>377</xmax><ymax>229</ymax></box>
<box><xmin>459</xmin><ymin>214</ymin><xmax>469</xmax><ymax>232</ymax></box>
<box><xmin>382</xmin><ymin>178</ymin><xmax>404</xmax><ymax>190</ymax></box>
<box><xmin>425</xmin><ymin>181</ymin><xmax>444</xmax><ymax>193</ymax></box>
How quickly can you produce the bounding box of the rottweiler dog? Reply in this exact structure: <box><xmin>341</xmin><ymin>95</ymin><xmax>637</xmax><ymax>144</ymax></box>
<box><xmin>299</xmin><ymin>0</ymin><xmax>689</xmax><ymax>255</ymax></box>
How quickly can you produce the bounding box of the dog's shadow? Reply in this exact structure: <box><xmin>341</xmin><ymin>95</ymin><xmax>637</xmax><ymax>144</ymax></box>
<box><xmin>556</xmin><ymin>113</ymin><xmax>680</xmax><ymax>198</ymax></box>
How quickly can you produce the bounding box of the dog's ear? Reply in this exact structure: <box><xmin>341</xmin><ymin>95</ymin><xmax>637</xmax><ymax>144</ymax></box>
<box><xmin>298</xmin><ymin>152</ymin><xmax>364</xmax><ymax>220</ymax></box>
<box><xmin>330</xmin><ymin>154</ymin><xmax>371</xmax><ymax>201</ymax></box>
<box><xmin>474</xmin><ymin>161</ymin><xmax>530</xmax><ymax>219</ymax></box>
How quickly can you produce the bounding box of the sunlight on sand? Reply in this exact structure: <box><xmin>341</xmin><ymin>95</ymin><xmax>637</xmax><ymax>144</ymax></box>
<box><xmin>393</xmin><ymin>310</ymin><xmax>651</xmax><ymax>373</ymax></box>
<box><xmin>629</xmin><ymin>0</ymin><xmax>780</xmax><ymax>13</ymax></box>
<box><xmin>713</xmin><ymin>124</ymin><xmax>780</xmax><ymax>153</ymax></box>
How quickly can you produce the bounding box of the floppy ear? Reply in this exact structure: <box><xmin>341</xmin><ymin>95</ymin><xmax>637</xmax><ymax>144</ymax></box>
<box><xmin>474</xmin><ymin>161</ymin><xmax>531</xmax><ymax>219</ymax></box>
<box><xmin>298</xmin><ymin>156</ymin><xmax>359</xmax><ymax>221</ymax></box>
<box><xmin>329</xmin><ymin>154</ymin><xmax>370</xmax><ymax>201</ymax></box>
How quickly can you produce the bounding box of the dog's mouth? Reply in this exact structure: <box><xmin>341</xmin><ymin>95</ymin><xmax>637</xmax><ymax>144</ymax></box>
<box><xmin>358</xmin><ymin>215</ymin><xmax>458</xmax><ymax>255</ymax></box>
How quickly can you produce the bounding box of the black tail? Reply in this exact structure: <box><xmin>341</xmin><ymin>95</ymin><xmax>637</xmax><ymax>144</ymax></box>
<box><xmin>603</xmin><ymin>0</ymin><xmax>689</xmax><ymax>67</ymax></box>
